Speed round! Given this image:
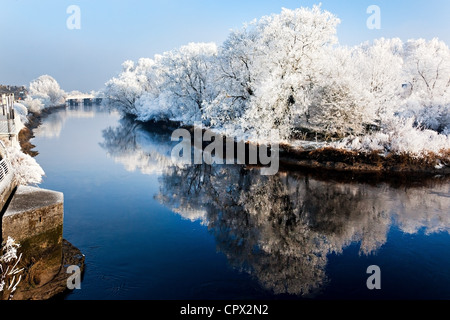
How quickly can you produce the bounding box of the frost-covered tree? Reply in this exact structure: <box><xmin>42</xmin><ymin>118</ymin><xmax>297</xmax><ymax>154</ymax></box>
<box><xmin>306</xmin><ymin>79</ymin><xmax>366</xmax><ymax>137</ymax></box>
<box><xmin>351</xmin><ymin>38</ymin><xmax>405</xmax><ymax>121</ymax></box>
<box><xmin>104</xmin><ymin>58</ymin><xmax>157</xmax><ymax>116</ymax></box>
<box><xmin>403</xmin><ymin>38</ymin><xmax>450</xmax><ymax>100</ymax></box>
<box><xmin>102</xmin><ymin>5</ymin><xmax>449</xmax><ymax>158</ymax></box>
<box><xmin>203</xmin><ymin>26</ymin><xmax>260</xmax><ymax>127</ymax></box>
<box><xmin>239</xmin><ymin>5</ymin><xmax>342</xmax><ymax>139</ymax></box>
<box><xmin>28</xmin><ymin>75</ymin><xmax>66</xmax><ymax>107</ymax></box>
<box><xmin>401</xmin><ymin>38</ymin><xmax>450</xmax><ymax>132</ymax></box>
<box><xmin>155</xmin><ymin>42</ymin><xmax>219</xmax><ymax>123</ymax></box>
<box><xmin>305</xmin><ymin>39</ymin><xmax>404</xmax><ymax>137</ymax></box>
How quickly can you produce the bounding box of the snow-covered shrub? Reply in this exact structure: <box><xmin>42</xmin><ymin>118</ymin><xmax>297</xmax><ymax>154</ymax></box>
<box><xmin>21</xmin><ymin>96</ymin><xmax>44</xmax><ymax>113</ymax></box>
<box><xmin>13</xmin><ymin>102</ymin><xmax>29</xmax><ymax>125</ymax></box>
<box><xmin>134</xmin><ymin>91</ymin><xmax>173</xmax><ymax>122</ymax></box>
<box><xmin>398</xmin><ymin>98</ymin><xmax>450</xmax><ymax>133</ymax></box>
<box><xmin>7</xmin><ymin>145</ymin><xmax>45</xmax><ymax>185</ymax></box>
<box><xmin>306</xmin><ymin>79</ymin><xmax>366</xmax><ymax>138</ymax></box>
<box><xmin>333</xmin><ymin>117</ymin><xmax>450</xmax><ymax>158</ymax></box>
<box><xmin>0</xmin><ymin>237</ymin><xmax>23</xmax><ymax>300</ymax></box>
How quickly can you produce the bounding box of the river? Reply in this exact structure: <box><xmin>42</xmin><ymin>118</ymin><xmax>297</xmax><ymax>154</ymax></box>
<box><xmin>30</xmin><ymin>105</ymin><xmax>450</xmax><ymax>300</ymax></box>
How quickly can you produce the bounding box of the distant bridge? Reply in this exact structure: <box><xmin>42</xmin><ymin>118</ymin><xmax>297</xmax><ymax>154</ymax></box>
<box><xmin>66</xmin><ymin>94</ymin><xmax>102</xmax><ymax>106</ymax></box>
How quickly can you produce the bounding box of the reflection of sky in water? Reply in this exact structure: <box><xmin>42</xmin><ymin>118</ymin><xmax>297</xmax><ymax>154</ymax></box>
<box><xmin>33</xmin><ymin>107</ymin><xmax>98</xmax><ymax>138</ymax></box>
<box><xmin>32</xmin><ymin>107</ymin><xmax>450</xmax><ymax>300</ymax></box>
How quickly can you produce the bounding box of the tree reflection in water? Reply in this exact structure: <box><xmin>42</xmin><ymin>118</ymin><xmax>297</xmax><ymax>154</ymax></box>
<box><xmin>101</xmin><ymin>116</ymin><xmax>450</xmax><ymax>297</ymax></box>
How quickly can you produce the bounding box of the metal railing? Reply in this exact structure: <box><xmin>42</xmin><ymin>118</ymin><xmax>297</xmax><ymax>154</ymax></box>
<box><xmin>0</xmin><ymin>140</ymin><xmax>13</xmax><ymax>184</ymax></box>
<box><xmin>0</xmin><ymin>158</ymin><xmax>11</xmax><ymax>183</ymax></box>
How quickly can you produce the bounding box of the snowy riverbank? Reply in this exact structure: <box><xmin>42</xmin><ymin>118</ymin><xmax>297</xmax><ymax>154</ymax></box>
<box><xmin>101</xmin><ymin>6</ymin><xmax>449</xmax><ymax>173</ymax></box>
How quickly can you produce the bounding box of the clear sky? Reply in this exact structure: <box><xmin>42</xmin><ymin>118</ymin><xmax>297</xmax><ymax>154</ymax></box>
<box><xmin>1</xmin><ymin>0</ymin><xmax>449</xmax><ymax>92</ymax></box>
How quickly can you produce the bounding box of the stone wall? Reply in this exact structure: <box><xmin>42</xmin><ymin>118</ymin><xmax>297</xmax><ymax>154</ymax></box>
<box><xmin>1</xmin><ymin>186</ymin><xmax>65</xmax><ymax>300</ymax></box>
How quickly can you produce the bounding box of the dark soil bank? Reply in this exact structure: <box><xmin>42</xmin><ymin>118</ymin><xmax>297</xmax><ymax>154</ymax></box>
<box><xmin>178</xmin><ymin>124</ymin><xmax>450</xmax><ymax>176</ymax></box>
<box><xmin>19</xmin><ymin>105</ymin><xmax>66</xmax><ymax>157</ymax></box>
<box><xmin>278</xmin><ymin>144</ymin><xmax>450</xmax><ymax>175</ymax></box>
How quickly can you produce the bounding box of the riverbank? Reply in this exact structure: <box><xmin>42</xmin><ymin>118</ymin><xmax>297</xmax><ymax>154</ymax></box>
<box><xmin>22</xmin><ymin>106</ymin><xmax>449</xmax><ymax>180</ymax></box>
<box><xmin>176</xmin><ymin>122</ymin><xmax>450</xmax><ymax>176</ymax></box>
<box><xmin>277</xmin><ymin>144</ymin><xmax>450</xmax><ymax>175</ymax></box>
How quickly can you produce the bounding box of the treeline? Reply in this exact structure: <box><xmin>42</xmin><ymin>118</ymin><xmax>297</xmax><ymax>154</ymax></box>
<box><xmin>104</xmin><ymin>5</ymin><xmax>450</xmax><ymax>158</ymax></box>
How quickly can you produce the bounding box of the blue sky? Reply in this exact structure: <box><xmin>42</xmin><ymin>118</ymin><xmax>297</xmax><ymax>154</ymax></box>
<box><xmin>1</xmin><ymin>0</ymin><xmax>449</xmax><ymax>92</ymax></box>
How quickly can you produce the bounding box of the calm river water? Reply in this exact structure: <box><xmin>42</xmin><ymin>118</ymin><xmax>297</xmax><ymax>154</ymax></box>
<box><xmin>31</xmin><ymin>106</ymin><xmax>450</xmax><ymax>300</ymax></box>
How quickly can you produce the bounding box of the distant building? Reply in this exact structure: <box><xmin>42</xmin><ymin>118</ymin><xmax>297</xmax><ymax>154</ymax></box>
<box><xmin>0</xmin><ymin>93</ymin><xmax>22</xmax><ymax>147</ymax></box>
<box><xmin>0</xmin><ymin>85</ymin><xmax>28</xmax><ymax>101</ymax></box>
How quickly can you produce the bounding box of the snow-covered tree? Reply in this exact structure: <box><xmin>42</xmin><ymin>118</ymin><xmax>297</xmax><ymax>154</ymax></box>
<box><xmin>351</xmin><ymin>38</ymin><xmax>405</xmax><ymax>121</ymax></box>
<box><xmin>203</xmin><ymin>26</ymin><xmax>260</xmax><ymax>127</ymax></box>
<box><xmin>102</xmin><ymin>5</ymin><xmax>449</xmax><ymax>159</ymax></box>
<box><xmin>306</xmin><ymin>77</ymin><xmax>366</xmax><ymax>138</ymax></box>
<box><xmin>156</xmin><ymin>42</ymin><xmax>219</xmax><ymax>123</ymax></box>
<box><xmin>400</xmin><ymin>38</ymin><xmax>450</xmax><ymax>132</ymax></box>
<box><xmin>104</xmin><ymin>58</ymin><xmax>157</xmax><ymax>116</ymax></box>
<box><xmin>239</xmin><ymin>5</ymin><xmax>342</xmax><ymax>140</ymax></box>
<box><xmin>304</xmin><ymin>39</ymin><xmax>404</xmax><ymax>137</ymax></box>
<box><xmin>403</xmin><ymin>38</ymin><xmax>450</xmax><ymax>101</ymax></box>
<box><xmin>28</xmin><ymin>75</ymin><xmax>66</xmax><ymax>107</ymax></box>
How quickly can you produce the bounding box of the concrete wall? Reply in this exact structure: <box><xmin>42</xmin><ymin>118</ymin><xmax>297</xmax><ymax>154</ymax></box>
<box><xmin>1</xmin><ymin>186</ymin><xmax>65</xmax><ymax>300</ymax></box>
<box><xmin>0</xmin><ymin>174</ymin><xmax>16</xmax><ymax>211</ymax></box>
<box><xmin>2</xmin><ymin>186</ymin><xmax>64</xmax><ymax>242</ymax></box>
